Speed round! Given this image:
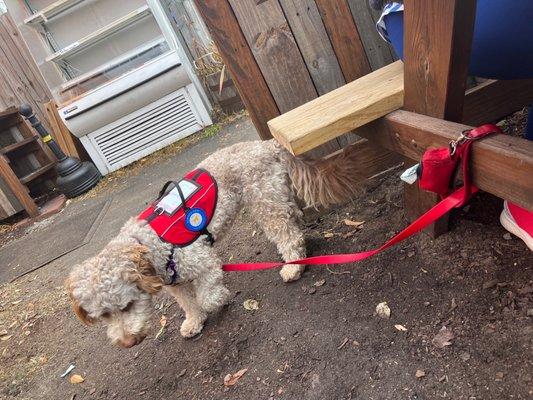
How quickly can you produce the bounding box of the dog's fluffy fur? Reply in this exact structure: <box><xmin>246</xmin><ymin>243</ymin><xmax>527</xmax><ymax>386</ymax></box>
<box><xmin>66</xmin><ymin>139</ymin><xmax>362</xmax><ymax>347</ymax></box>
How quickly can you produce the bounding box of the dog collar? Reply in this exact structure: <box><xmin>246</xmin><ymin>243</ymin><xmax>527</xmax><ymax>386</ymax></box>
<box><xmin>166</xmin><ymin>247</ymin><xmax>179</xmax><ymax>285</ymax></box>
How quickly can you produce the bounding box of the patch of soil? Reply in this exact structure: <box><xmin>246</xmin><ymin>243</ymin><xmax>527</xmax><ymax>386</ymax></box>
<box><xmin>1</xmin><ymin>171</ymin><xmax>531</xmax><ymax>400</ymax></box>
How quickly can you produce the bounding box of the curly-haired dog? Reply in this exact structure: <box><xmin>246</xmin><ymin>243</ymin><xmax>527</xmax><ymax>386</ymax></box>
<box><xmin>66</xmin><ymin>139</ymin><xmax>362</xmax><ymax>347</ymax></box>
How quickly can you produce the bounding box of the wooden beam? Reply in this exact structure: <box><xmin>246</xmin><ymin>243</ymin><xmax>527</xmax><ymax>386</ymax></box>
<box><xmin>463</xmin><ymin>79</ymin><xmax>533</xmax><ymax>126</ymax></box>
<box><xmin>315</xmin><ymin>0</ymin><xmax>371</xmax><ymax>82</ymax></box>
<box><xmin>358</xmin><ymin>111</ymin><xmax>533</xmax><ymax>210</ymax></box>
<box><xmin>193</xmin><ymin>0</ymin><xmax>279</xmax><ymax>140</ymax></box>
<box><xmin>403</xmin><ymin>0</ymin><xmax>477</xmax><ymax>236</ymax></box>
<box><xmin>268</xmin><ymin>60</ymin><xmax>404</xmax><ymax>155</ymax></box>
<box><xmin>0</xmin><ymin>154</ymin><xmax>38</xmax><ymax>217</ymax></box>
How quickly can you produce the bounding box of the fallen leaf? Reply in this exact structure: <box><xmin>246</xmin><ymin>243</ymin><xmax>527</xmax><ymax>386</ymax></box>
<box><xmin>324</xmin><ymin>232</ymin><xmax>335</xmax><ymax>238</ymax></box>
<box><xmin>223</xmin><ymin>368</ymin><xmax>248</xmax><ymax>386</ymax></box>
<box><xmin>70</xmin><ymin>374</ymin><xmax>85</xmax><ymax>384</ymax></box>
<box><xmin>495</xmin><ymin>371</ymin><xmax>504</xmax><ymax>380</ymax></box>
<box><xmin>503</xmin><ymin>232</ymin><xmax>512</xmax><ymax>240</ymax></box>
<box><xmin>394</xmin><ymin>324</ymin><xmax>407</xmax><ymax>332</ymax></box>
<box><xmin>432</xmin><ymin>326</ymin><xmax>454</xmax><ymax>349</ymax></box>
<box><xmin>343</xmin><ymin>219</ymin><xmax>365</xmax><ymax>228</ymax></box>
<box><xmin>177</xmin><ymin>369</ymin><xmax>186</xmax><ymax>378</ymax></box>
<box><xmin>243</xmin><ymin>299</ymin><xmax>259</xmax><ymax>311</ymax></box>
<box><xmin>375</xmin><ymin>302</ymin><xmax>391</xmax><ymax>319</ymax></box>
<box><xmin>459</xmin><ymin>351</ymin><xmax>471</xmax><ymax>361</ymax></box>
<box><xmin>0</xmin><ymin>335</ymin><xmax>12</xmax><ymax>341</ymax></box>
<box><xmin>313</xmin><ymin>279</ymin><xmax>326</xmax><ymax>287</ymax></box>
<box><xmin>415</xmin><ymin>369</ymin><xmax>426</xmax><ymax>378</ymax></box>
<box><xmin>0</xmin><ymin>330</ymin><xmax>8</xmax><ymax>336</ymax></box>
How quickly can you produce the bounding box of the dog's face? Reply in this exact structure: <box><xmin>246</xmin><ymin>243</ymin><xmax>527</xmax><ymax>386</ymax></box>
<box><xmin>66</xmin><ymin>244</ymin><xmax>163</xmax><ymax>348</ymax></box>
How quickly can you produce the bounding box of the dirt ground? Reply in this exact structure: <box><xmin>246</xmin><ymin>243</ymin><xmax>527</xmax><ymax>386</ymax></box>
<box><xmin>1</xmin><ymin>115</ymin><xmax>532</xmax><ymax>399</ymax></box>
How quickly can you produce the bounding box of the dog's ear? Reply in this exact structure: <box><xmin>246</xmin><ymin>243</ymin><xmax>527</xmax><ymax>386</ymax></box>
<box><xmin>65</xmin><ymin>277</ymin><xmax>95</xmax><ymax>325</ymax></box>
<box><xmin>124</xmin><ymin>244</ymin><xmax>164</xmax><ymax>294</ymax></box>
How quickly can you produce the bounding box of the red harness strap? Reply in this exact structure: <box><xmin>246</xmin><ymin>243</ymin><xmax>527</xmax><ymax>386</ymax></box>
<box><xmin>222</xmin><ymin>124</ymin><xmax>501</xmax><ymax>272</ymax></box>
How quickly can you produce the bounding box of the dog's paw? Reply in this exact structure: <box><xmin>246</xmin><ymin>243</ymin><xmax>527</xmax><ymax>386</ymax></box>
<box><xmin>280</xmin><ymin>264</ymin><xmax>304</xmax><ymax>283</ymax></box>
<box><xmin>180</xmin><ymin>318</ymin><xmax>204</xmax><ymax>338</ymax></box>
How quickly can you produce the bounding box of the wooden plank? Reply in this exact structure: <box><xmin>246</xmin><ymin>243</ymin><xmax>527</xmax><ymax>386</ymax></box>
<box><xmin>0</xmin><ymin>154</ymin><xmax>38</xmax><ymax>217</ymax></box>
<box><xmin>315</xmin><ymin>0</ymin><xmax>371</xmax><ymax>82</ymax></box>
<box><xmin>346</xmin><ymin>0</ymin><xmax>396</xmax><ymax>70</ymax></box>
<box><xmin>463</xmin><ymin>79</ymin><xmax>533</xmax><ymax>126</ymax></box>
<box><xmin>402</xmin><ymin>0</ymin><xmax>476</xmax><ymax>237</ymax></box>
<box><xmin>0</xmin><ymin>14</ymin><xmax>52</xmax><ymax>132</ymax></box>
<box><xmin>278</xmin><ymin>0</ymin><xmax>345</xmax><ymax>95</ymax></box>
<box><xmin>0</xmin><ymin>136</ymin><xmax>37</xmax><ymax>154</ymax></box>
<box><xmin>20</xmin><ymin>162</ymin><xmax>55</xmax><ymax>184</ymax></box>
<box><xmin>358</xmin><ymin>111</ymin><xmax>533</xmax><ymax>210</ymax></box>
<box><xmin>268</xmin><ymin>60</ymin><xmax>404</xmax><ymax>155</ymax></box>
<box><xmin>194</xmin><ymin>0</ymin><xmax>279</xmax><ymax>140</ymax></box>
<box><xmin>44</xmin><ymin>100</ymin><xmax>89</xmax><ymax>160</ymax></box>
<box><xmin>228</xmin><ymin>0</ymin><xmax>317</xmax><ymax>113</ymax></box>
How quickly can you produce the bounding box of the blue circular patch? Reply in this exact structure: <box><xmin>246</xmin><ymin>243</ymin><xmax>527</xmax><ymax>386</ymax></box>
<box><xmin>185</xmin><ymin>208</ymin><xmax>208</xmax><ymax>232</ymax></box>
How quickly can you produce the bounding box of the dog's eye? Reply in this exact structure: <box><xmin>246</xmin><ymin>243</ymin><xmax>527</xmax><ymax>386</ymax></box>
<box><xmin>101</xmin><ymin>311</ymin><xmax>111</xmax><ymax>319</ymax></box>
<box><xmin>120</xmin><ymin>301</ymin><xmax>134</xmax><ymax>312</ymax></box>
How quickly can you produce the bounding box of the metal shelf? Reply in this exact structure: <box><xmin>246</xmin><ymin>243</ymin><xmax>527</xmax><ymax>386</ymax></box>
<box><xmin>45</xmin><ymin>5</ymin><xmax>152</xmax><ymax>64</ymax></box>
<box><xmin>24</xmin><ymin>0</ymin><xmax>84</xmax><ymax>25</ymax></box>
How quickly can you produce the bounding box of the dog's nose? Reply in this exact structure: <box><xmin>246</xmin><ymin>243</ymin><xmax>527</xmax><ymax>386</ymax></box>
<box><xmin>118</xmin><ymin>334</ymin><xmax>145</xmax><ymax>348</ymax></box>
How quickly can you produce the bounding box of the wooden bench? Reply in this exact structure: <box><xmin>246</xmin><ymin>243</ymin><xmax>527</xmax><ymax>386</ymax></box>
<box><xmin>269</xmin><ymin>60</ymin><xmax>533</xmax><ymax>212</ymax></box>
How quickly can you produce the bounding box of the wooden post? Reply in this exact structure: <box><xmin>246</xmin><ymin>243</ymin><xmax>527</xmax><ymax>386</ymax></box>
<box><xmin>0</xmin><ymin>154</ymin><xmax>38</xmax><ymax>217</ymax></box>
<box><xmin>193</xmin><ymin>0</ymin><xmax>279</xmax><ymax>140</ymax></box>
<box><xmin>402</xmin><ymin>0</ymin><xmax>477</xmax><ymax>237</ymax></box>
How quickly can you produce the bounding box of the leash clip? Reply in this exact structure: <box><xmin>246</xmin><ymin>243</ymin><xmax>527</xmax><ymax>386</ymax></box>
<box><xmin>449</xmin><ymin>129</ymin><xmax>472</xmax><ymax>156</ymax></box>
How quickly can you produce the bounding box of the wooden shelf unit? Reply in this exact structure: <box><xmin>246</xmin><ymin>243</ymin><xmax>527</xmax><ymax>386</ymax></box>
<box><xmin>0</xmin><ymin>107</ymin><xmax>57</xmax><ymax>219</ymax></box>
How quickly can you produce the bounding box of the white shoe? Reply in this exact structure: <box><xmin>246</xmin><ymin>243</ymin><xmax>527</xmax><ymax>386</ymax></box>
<box><xmin>500</xmin><ymin>201</ymin><xmax>533</xmax><ymax>251</ymax></box>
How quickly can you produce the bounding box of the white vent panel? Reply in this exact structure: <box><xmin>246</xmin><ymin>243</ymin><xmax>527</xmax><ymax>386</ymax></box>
<box><xmin>83</xmin><ymin>87</ymin><xmax>207</xmax><ymax>174</ymax></box>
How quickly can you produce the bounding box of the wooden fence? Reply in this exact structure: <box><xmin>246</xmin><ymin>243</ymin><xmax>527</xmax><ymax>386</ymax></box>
<box><xmin>0</xmin><ymin>12</ymin><xmax>52</xmax><ymax>132</ymax></box>
<box><xmin>195</xmin><ymin>0</ymin><xmax>397</xmax><ymax>157</ymax></box>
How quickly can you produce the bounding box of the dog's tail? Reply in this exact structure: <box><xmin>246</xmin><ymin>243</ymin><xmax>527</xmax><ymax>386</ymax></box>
<box><xmin>278</xmin><ymin>142</ymin><xmax>365</xmax><ymax>209</ymax></box>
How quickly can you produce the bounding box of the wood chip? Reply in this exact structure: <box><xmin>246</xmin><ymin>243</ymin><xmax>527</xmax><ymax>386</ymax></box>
<box><xmin>343</xmin><ymin>219</ymin><xmax>365</xmax><ymax>227</ymax></box>
<box><xmin>415</xmin><ymin>369</ymin><xmax>426</xmax><ymax>378</ymax></box>
<box><xmin>70</xmin><ymin>374</ymin><xmax>84</xmax><ymax>384</ymax></box>
<box><xmin>223</xmin><ymin>368</ymin><xmax>248</xmax><ymax>386</ymax></box>
<box><xmin>394</xmin><ymin>324</ymin><xmax>407</xmax><ymax>332</ymax></box>
<box><xmin>337</xmin><ymin>338</ymin><xmax>349</xmax><ymax>350</ymax></box>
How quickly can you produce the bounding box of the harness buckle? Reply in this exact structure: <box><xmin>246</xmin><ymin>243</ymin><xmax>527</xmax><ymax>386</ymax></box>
<box><xmin>154</xmin><ymin>206</ymin><xmax>165</xmax><ymax>216</ymax></box>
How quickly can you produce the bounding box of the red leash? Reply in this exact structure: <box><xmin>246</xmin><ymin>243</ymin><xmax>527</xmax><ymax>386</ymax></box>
<box><xmin>222</xmin><ymin>124</ymin><xmax>501</xmax><ymax>273</ymax></box>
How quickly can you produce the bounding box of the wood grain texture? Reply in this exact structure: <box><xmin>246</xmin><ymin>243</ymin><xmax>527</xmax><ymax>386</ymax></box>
<box><xmin>268</xmin><ymin>61</ymin><xmax>404</xmax><ymax>155</ymax></box>
<box><xmin>194</xmin><ymin>0</ymin><xmax>279</xmax><ymax>139</ymax></box>
<box><xmin>346</xmin><ymin>0</ymin><xmax>396</xmax><ymax>70</ymax></box>
<box><xmin>463</xmin><ymin>79</ymin><xmax>533</xmax><ymax>126</ymax></box>
<box><xmin>278</xmin><ymin>0</ymin><xmax>345</xmax><ymax>95</ymax></box>
<box><xmin>0</xmin><ymin>14</ymin><xmax>52</xmax><ymax>132</ymax></box>
<box><xmin>44</xmin><ymin>100</ymin><xmax>90</xmax><ymax>161</ymax></box>
<box><xmin>228</xmin><ymin>0</ymin><xmax>317</xmax><ymax>112</ymax></box>
<box><xmin>403</xmin><ymin>0</ymin><xmax>476</xmax><ymax>120</ymax></box>
<box><xmin>402</xmin><ymin>0</ymin><xmax>476</xmax><ymax>236</ymax></box>
<box><xmin>358</xmin><ymin>111</ymin><xmax>533</xmax><ymax>210</ymax></box>
<box><xmin>0</xmin><ymin>154</ymin><xmax>38</xmax><ymax>217</ymax></box>
<box><xmin>315</xmin><ymin>0</ymin><xmax>371</xmax><ymax>82</ymax></box>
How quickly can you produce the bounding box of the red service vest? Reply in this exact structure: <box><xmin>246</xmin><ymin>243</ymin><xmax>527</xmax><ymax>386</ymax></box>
<box><xmin>138</xmin><ymin>169</ymin><xmax>217</xmax><ymax>247</ymax></box>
